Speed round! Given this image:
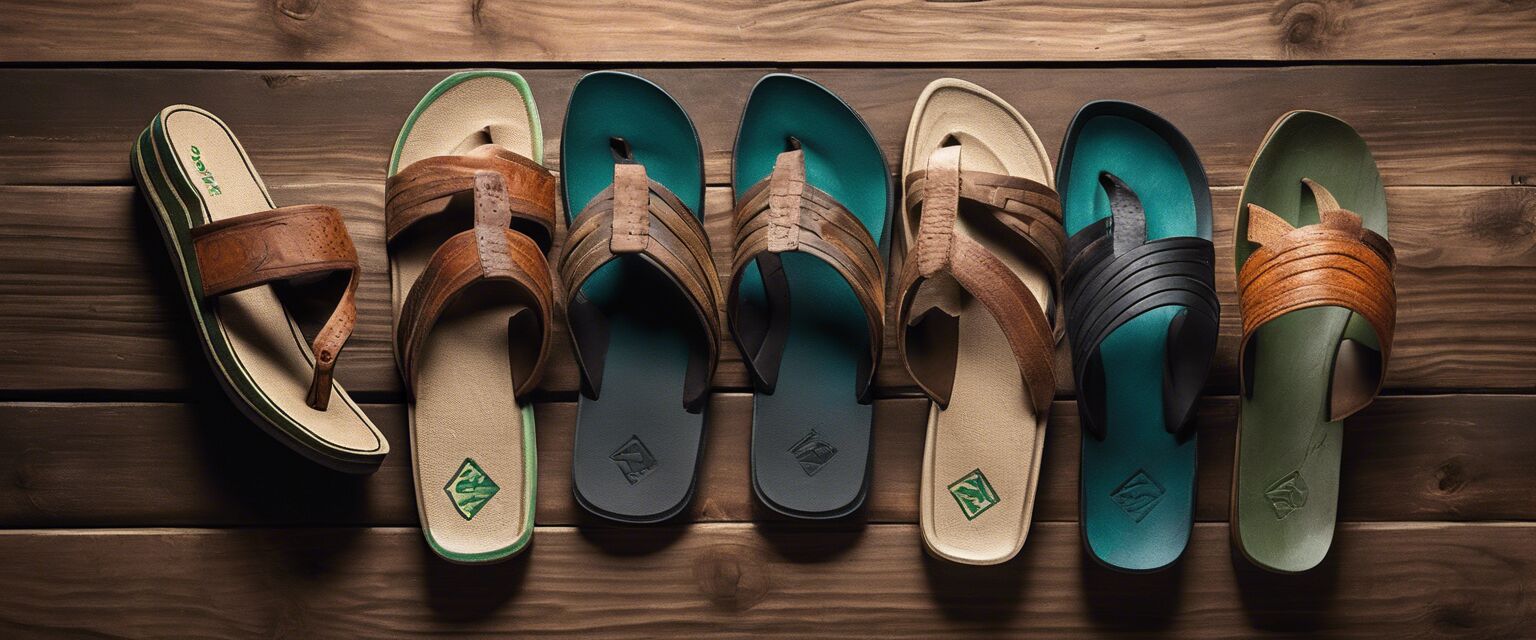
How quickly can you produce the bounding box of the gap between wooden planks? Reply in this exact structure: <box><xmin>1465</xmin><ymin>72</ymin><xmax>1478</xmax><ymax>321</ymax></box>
<box><xmin>1</xmin><ymin>394</ymin><xmax>1530</xmax><ymax>528</ymax></box>
<box><xmin>0</xmin><ymin>66</ymin><xmax>1532</xmax><ymax>187</ymax></box>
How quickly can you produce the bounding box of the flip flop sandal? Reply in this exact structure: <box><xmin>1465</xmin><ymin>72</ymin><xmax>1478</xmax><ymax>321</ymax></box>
<box><xmin>1232</xmin><ymin>111</ymin><xmax>1397</xmax><ymax>574</ymax></box>
<box><xmin>893</xmin><ymin>79</ymin><xmax>1065</xmax><ymax>564</ymax></box>
<box><xmin>1058</xmin><ymin>101</ymin><xmax>1220</xmax><ymax>572</ymax></box>
<box><xmin>729</xmin><ymin>74</ymin><xmax>891</xmax><ymax>519</ymax></box>
<box><xmin>132</xmin><ymin>105</ymin><xmax>387</xmax><ymax>473</ymax></box>
<box><xmin>558</xmin><ymin>72</ymin><xmax>721</xmax><ymax>523</ymax></box>
<box><xmin>386</xmin><ymin>71</ymin><xmax>556</xmax><ymax>562</ymax></box>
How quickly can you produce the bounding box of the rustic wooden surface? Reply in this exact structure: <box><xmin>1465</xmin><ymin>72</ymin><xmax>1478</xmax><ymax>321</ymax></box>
<box><xmin>0</xmin><ymin>1</ymin><xmax>1532</xmax><ymax>637</ymax></box>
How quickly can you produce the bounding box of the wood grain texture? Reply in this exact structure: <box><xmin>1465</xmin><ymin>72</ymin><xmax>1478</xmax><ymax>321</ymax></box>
<box><xmin>2</xmin><ymin>66</ymin><xmax>1533</xmax><ymax>187</ymax></box>
<box><xmin>2</xmin><ymin>184</ymin><xmax>1532</xmax><ymax>395</ymax></box>
<box><xmin>3</xmin><ymin>1</ymin><xmax>1535</xmax><ymax>63</ymax></box>
<box><xmin>2</xmin><ymin>394</ymin><xmax>1530</xmax><ymax>527</ymax></box>
<box><xmin>0</xmin><ymin>3</ymin><xmax>1531</xmax><ymax>635</ymax></box>
<box><xmin>0</xmin><ymin>522</ymin><xmax>1530</xmax><ymax>638</ymax></box>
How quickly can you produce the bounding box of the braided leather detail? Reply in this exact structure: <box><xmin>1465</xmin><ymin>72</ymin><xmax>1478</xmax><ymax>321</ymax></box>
<box><xmin>728</xmin><ymin>149</ymin><xmax>885</xmax><ymax>398</ymax></box>
<box><xmin>894</xmin><ymin>145</ymin><xmax>1065</xmax><ymax>413</ymax></box>
<box><xmin>558</xmin><ymin>163</ymin><xmax>722</xmax><ymax>411</ymax></box>
<box><xmin>191</xmin><ymin>203</ymin><xmax>361</xmax><ymax>411</ymax></box>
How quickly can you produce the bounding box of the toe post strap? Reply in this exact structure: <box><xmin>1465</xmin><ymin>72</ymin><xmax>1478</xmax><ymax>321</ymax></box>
<box><xmin>1063</xmin><ymin>172</ymin><xmax>1220</xmax><ymax>439</ymax></box>
<box><xmin>1238</xmin><ymin>178</ymin><xmax>1397</xmax><ymax>421</ymax></box>
<box><xmin>190</xmin><ymin>203</ymin><xmax>362</xmax><ymax>410</ymax></box>
<box><xmin>559</xmin><ymin>161</ymin><xmax>722</xmax><ymax>411</ymax></box>
<box><xmin>386</xmin><ymin>144</ymin><xmax>557</xmax><ymax>251</ymax></box>
<box><xmin>394</xmin><ymin>170</ymin><xmax>556</xmax><ymax>401</ymax></box>
<box><xmin>728</xmin><ymin>148</ymin><xmax>886</xmax><ymax>399</ymax></box>
<box><xmin>894</xmin><ymin>144</ymin><xmax>1066</xmax><ymax>414</ymax></box>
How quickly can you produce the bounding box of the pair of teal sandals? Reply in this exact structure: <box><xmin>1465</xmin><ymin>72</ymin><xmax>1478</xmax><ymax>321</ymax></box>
<box><xmin>135</xmin><ymin>70</ymin><xmax>1394</xmax><ymax>575</ymax></box>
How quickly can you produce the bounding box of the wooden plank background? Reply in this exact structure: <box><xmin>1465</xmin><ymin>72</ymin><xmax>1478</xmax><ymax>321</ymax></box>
<box><xmin>0</xmin><ymin>1</ymin><xmax>1532</xmax><ymax>637</ymax></box>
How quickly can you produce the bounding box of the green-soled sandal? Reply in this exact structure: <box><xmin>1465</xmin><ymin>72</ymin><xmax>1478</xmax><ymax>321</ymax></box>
<box><xmin>132</xmin><ymin>105</ymin><xmax>387</xmax><ymax>473</ymax></box>
<box><xmin>387</xmin><ymin>71</ymin><xmax>556</xmax><ymax>562</ymax></box>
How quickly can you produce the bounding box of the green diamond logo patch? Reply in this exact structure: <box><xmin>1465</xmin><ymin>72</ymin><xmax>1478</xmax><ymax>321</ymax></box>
<box><xmin>948</xmin><ymin>468</ymin><xmax>1000</xmax><ymax>520</ymax></box>
<box><xmin>444</xmin><ymin>458</ymin><xmax>499</xmax><ymax>521</ymax></box>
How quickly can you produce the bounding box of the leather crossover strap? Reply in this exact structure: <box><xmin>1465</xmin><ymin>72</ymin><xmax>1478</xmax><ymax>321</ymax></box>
<box><xmin>1239</xmin><ymin>178</ymin><xmax>1396</xmax><ymax>421</ymax></box>
<box><xmin>191</xmin><ymin>204</ymin><xmax>361</xmax><ymax>411</ymax></box>
<box><xmin>558</xmin><ymin>162</ymin><xmax>722</xmax><ymax>412</ymax></box>
<box><xmin>385</xmin><ymin>144</ymin><xmax>557</xmax><ymax>249</ymax></box>
<box><xmin>728</xmin><ymin>148</ymin><xmax>885</xmax><ymax>400</ymax></box>
<box><xmin>395</xmin><ymin>171</ymin><xmax>555</xmax><ymax>400</ymax></box>
<box><xmin>893</xmin><ymin>144</ymin><xmax>1067</xmax><ymax>415</ymax></box>
<box><xmin>1063</xmin><ymin>172</ymin><xmax>1219</xmax><ymax>439</ymax></box>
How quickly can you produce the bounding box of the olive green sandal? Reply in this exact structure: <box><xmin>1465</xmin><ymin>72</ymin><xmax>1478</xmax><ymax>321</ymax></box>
<box><xmin>131</xmin><ymin>105</ymin><xmax>387</xmax><ymax>473</ymax></box>
<box><xmin>1232</xmin><ymin>111</ymin><xmax>1397</xmax><ymax>573</ymax></box>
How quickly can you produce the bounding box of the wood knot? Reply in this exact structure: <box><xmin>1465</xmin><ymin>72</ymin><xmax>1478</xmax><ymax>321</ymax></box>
<box><xmin>1433</xmin><ymin>458</ymin><xmax>1467</xmax><ymax>494</ymax></box>
<box><xmin>13</xmin><ymin>447</ymin><xmax>45</xmax><ymax>490</ymax></box>
<box><xmin>260</xmin><ymin>74</ymin><xmax>306</xmax><ymax>90</ymax></box>
<box><xmin>1430</xmin><ymin>600</ymin><xmax>1482</xmax><ymax>631</ymax></box>
<box><xmin>1466</xmin><ymin>189</ymin><xmax>1536</xmax><ymax>253</ymax></box>
<box><xmin>276</xmin><ymin>0</ymin><xmax>321</xmax><ymax>20</ymax></box>
<box><xmin>692</xmin><ymin>546</ymin><xmax>768</xmax><ymax>611</ymax></box>
<box><xmin>1272</xmin><ymin>0</ymin><xmax>1344</xmax><ymax>50</ymax></box>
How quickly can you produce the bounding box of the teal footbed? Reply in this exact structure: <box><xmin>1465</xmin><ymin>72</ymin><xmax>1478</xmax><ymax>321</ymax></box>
<box><xmin>1063</xmin><ymin>115</ymin><xmax>1198</xmax><ymax>571</ymax></box>
<box><xmin>563</xmin><ymin>72</ymin><xmax>708</xmax><ymax>522</ymax></box>
<box><xmin>734</xmin><ymin>75</ymin><xmax>887</xmax><ymax>518</ymax></box>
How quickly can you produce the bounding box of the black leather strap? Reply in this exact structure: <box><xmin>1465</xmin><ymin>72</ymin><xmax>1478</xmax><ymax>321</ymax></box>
<box><xmin>1063</xmin><ymin>172</ymin><xmax>1219</xmax><ymax>439</ymax></box>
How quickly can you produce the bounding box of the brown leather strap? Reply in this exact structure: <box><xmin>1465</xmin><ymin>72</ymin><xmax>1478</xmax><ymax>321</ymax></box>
<box><xmin>190</xmin><ymin>204</ymin><xmax>361</xmax><ymax>411</ymax></box>
<box><xmin>1238</xmin><ymin>179</ymin><xmax>1396</xmax><ymax>421</ymax></box>
<box><xmin>394</xmin><ymin>171</ymin><xmax>555</xmax><ymax>400</ymax></box>
<box><xmin>893</xmin><ymin>145</ymin><xmax>1066</xmax><ymax>414</ymax></box>
<box><xmin>385</xmin><ymin>144</ymin><xmax>557</xmax><ymax>250</ymax></box>
<box><xmin>558</xmin><ymin>162</ymin><xmax>722</xmax><ymax>411</ymax></box>
<box><xmin>728</xmin><ymin>149</ymin><xmax>886</xmax><ymax>399</ymax></box>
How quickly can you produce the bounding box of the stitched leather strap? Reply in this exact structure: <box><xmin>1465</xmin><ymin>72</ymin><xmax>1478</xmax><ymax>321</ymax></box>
<box><xmin>1238</xmin><ymin>178</ymin><xmax>1396</xmax><ymax>421</ymax></box>
<box><xmin>191</xmin><ymin>203</ymin><xmax>360</xmax><ymax>411</ymax></box>
<box><xmin>1063</xmin><ymin>172</ymin><xmax>1219</xmax><ymax>439</ymax></box>
<box><xmin>728</xmin><ymin>149</ymin><xmax>885</xmax><ymax>400</ymax></box>
<box><xmin>894</xmin><ymin>145</ymin><xmax>1066</xmax><ymax>414</ymax></box>
<box><xmin>385</xmin><ymin>144</ymin><xmax>557</xmax><ymax>250</ymax></box>
<box><xmin>558</xmin><ymin>162</ymin><xmax>722</xmax><ymax>411</ymax></box>
<box><xmin>395</xmin><ymin>171</ymin><xmax>555</xmax><ymax>400</ymax></box>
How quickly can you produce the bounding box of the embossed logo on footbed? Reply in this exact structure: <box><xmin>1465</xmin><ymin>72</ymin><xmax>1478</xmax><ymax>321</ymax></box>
<box><xmin>1265</xmin><ymin>470</ymin><xmax>1309</xmax><ymax>520</ymax></box>
<box><xmin>611</xmin><ymin>436</ymin><xmax>658</xmax><ymax>485</ymax></box>
<box><xmin>1110</xmin><ymin>469</ymin><xmax>1166</xmax><ymax>523</ymax></box>
<box><xmin>788</xmin><ymin>430</ymin><xmax>838</xmax><ymax>477</ymax></box>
